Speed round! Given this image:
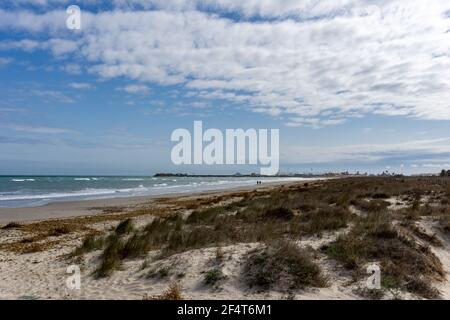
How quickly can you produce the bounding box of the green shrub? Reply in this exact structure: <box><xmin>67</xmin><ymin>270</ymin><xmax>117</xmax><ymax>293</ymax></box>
<box><xmin>203</xmin><ymin>268</ymin><xmax>226</xmax><ymax>286</ymax></box>
<box><xmin>262</xmin><ymin>207</ymin><xmax>294</xmax><ymax>221</ymax></box>
<box><xmin>323</xmin><ymin>215</ymin><xmax>444</xmax><ymax>298</ymax></box>
<box><xmin>95</xmin><ymin>235</ymin><xmax>124</xmax><ymax>278</ymax></box>
<box><xmin>72</xmin><ymin>234</ymin><xmax>105</xmax><ymax>256</ymax></box>
<box><xmin>243</xmin><ymin>240</ymin><xmax>327</xmax><ymax>291</ymax></box>
<box><xmin>115</xmin><ymin>218</ymin><xmax>134</xmax><ymax>235</ymax></box>
<box><xmin>1</xmin><ymin>222</ymin><xmax>20</xmax><ymax>229</ymax></box>
<box><xmin>186</xmin><ymin>207</ymin><xmax>226</xmax><ymax>224</ymax></box>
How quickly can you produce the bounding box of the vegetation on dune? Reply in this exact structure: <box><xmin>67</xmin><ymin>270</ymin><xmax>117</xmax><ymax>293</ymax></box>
<box><xmin>0</xmin><ymin>205</ymin><xmax>171</xmax><ymax>253</ymax></box>
<box><xmin>186</xmin><ymin>206</ymin><xmax>227</xmax><ymax>224</ymax></box>
<box><xmin>440</xmin><ymin>215</ymin><xmax>450</xmax><ymax>234</ymax></box>
<box><xmin>84</xmin><ymin>177</ymin><xmax>450</xmax><ymax>299</ymax></box>
<box><xmin>95</xmin><ymin>235</ymin><xmax>125</xmax><ymax>278</ymax></box>
<box><xmin>147</xmin><ymin>265</ymin><xmax>172</xmax><ymax>279</ymax></box>
<box><xmin>1</xmin><ymin>222</ymin><xmax>21</xmax><ymax>229</ymax></box>
<box><xmin>262</xmin><ymin>207</ymin><xmax>295</xmax><ymax>221</ymax></box>
<box><xmin>351</xmin><ymin>198</ymin><xmax>390</xmax><ymax>212</ymax></box>
<box><xmin>71</xmin><ymin>234</ymin><xmax>105</xmax><ymax>256</ymax></box>
<box><xmin>114</xmin><ymin>218</ymin><xmax>134</xmax><ymax>235</ymax></box>
<box><xmin>47</xmin><ymin>225</ymin><xmax>72</xmax><ymax>237</ymax></box>
<box><xmin>243</xmin><ymin>240</ymin><xmax>327</xmax><ymax>291</ymax></box>
<box><xmin>323</xmin><ymin>212</ymin><xmax>444</xmax><ymax>298</ymax></box>
<box><xmin>400</xmin><ymin>221</ymin><xmax>443</xmax><ymax>247</ymax></box>
<box><xmin>298</xmin><ymin>206</ymin><xmax>353</xmax><ymax>234</ymax></box>
<box><xmin>5</xmin><ymin>176</ymin><xmax>448</xmax><ymax>298</ymax></box>
<box><xmin>143</xmin><ymin>282</ymin><xmax>183</xmax><ymax>300</ymax></box>
<box><xmin>203</xmin><ymin>268</ymin><xmax>226</xmax><ymax>287</ymax></box>
<box><xmin>439</xmin><ymin>169</ymin><xmax>450</xmax><ymax>177</ymax></box>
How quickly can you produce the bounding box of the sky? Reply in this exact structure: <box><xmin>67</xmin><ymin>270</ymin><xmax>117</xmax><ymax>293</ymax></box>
<box><xmin>0</xmin><ymin>0</ymin><xmax>450</xmax><ymax>175</ymax></box>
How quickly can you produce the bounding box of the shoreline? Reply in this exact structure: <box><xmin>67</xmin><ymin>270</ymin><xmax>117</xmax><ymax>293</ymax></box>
<box><xmin>0</xmin><ymin>176</ymin><xmax>449</xmax><ymax>300</ymax></box>
<box><xmin>0</xmin><ymin>180</ymin><xmax>314</xmax><ymax>224</ymax></box>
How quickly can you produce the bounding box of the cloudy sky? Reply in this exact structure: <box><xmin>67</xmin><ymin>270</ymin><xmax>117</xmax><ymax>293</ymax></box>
<box><xmin>0</xmin><ymin>0</ymin><xmax>450</xmax><ymax>175</ymax></box>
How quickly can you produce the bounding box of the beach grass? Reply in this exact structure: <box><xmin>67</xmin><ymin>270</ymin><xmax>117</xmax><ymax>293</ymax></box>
<box><xmin>91</xmin><ymin>176</ymin><xmax>450</xmax><ymax>297</ymax></box>
<box><xmin>2</xmin><ymin>176</ymin><xmax>450</xmax><ymax>298</ymax></box>
<box><xmin>243</xmin><ymin>239</ymin><xmax>328</xmax><ymax>291</ymax></box>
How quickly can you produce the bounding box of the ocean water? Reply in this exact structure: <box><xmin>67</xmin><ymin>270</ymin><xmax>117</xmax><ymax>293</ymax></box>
<box><xmin>0</xmin><ymin>176</ymin><xmax>312</xmax><ymax>208</ymax></box>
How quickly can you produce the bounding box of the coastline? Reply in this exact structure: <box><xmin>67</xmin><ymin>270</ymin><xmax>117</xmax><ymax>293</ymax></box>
<box><xmin>0</xmin><ymin>179</ymin><xmax>313</xmax><ymax>223</ymax></box>
<box><xmin>0</xmin><ymin>176</ymin><xmax>449</xmax><ymax>300</ymax></box>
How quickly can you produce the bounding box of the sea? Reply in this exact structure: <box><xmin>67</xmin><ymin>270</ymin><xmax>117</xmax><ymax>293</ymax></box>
<box><xmin>0</xmin><ymin>176</ymin><xmax>314</xmax><ymax>208</ymax></box>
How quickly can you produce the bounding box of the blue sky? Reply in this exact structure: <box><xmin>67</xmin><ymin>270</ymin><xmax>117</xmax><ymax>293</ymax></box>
<box><xmin>1</xmin><ymin>0</ymin><xmax>450</xmax><ymax>175</ymax></box>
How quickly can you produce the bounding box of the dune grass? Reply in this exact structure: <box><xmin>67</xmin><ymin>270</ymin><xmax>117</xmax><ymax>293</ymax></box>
<box><xmin>323</xmin><ymin>212</ymin><xmax>444</xmax><ymax>298</ymax></box>
<box><xmin>203</xmin><ymin>268</ymin><xmax>226</xmax><ymax>286</ymax></box>
<box><xmin>45</xmin><ymin>176</ymin><xmax>450</xmax><ymax>298</ymax></box>
<box><xmin>114</xmin><ymin>218</ymin><xmax>134</xmax><ymax>235</ymax></box>
<box><xmin>1</xmin><ymin>222</ymin><xmax>21</xmax><ymax>229</ymax></box>
<box><xmin>143</xmin><ymin>282</ymin><xmax>183</xmax><ymax>300</ymax></box>
<box><xmin>243</xmin><ymin>239</ymin><xmax>327</xmax><ymax>291</ymax></box>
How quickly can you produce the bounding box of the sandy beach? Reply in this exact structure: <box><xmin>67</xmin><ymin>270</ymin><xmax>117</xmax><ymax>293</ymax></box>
<box><xmin>1</xmin><ymin>177</ymin><xmax>450</xmax><ymax>300</ymax></box>
<box><xmin>1</xmin><ymin>178</ymin><xmax>353</xmax><ymax>300</ymax></box>
<box><xmin>0</xmin><ymin>179</ymin><xmax>314</xmax><ymax>300</ymax></box>
<box><xmin>0</xmin><ymin>180</ymin><xmax>303</xmax><ymax>223</ymax></box>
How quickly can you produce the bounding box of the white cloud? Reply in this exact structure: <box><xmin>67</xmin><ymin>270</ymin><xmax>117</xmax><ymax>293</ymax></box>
<box><xmin>0</xmin><ymin>107</ymin><xmax>27</xmax><ymax>114</ymax></box>
<box><xmin>109</xmin><ymin>0</ymin><xmax>394</xmax><ymax>19</ymax></box>
<box><xmin>282</xmin><ymin>138</ymin><xmax>450</xmax><ymax>164</ymax></box>
<box><xmin>30</xmin><ymin>89</ymin><xmax>75</xmax><ymax>103</ymax></box>
<box><xmin>0</xmin><ymin>39</ymin><xmax>41</xmax><ymax>51</ymax></box>
<box><xmin>1</xmin><ymin>1</ymin><xmax>450</xmax><ymax>125</ymax></box>
<box><xmin>61</xmin><ymin>63</ymin><xmax>82</xmax><ymax>75</ymax></box>
<box><xmin>0</xmin><ymin>8</ymin><xmax>66</xmax><ymax>33</ymax></box>
<box><xmin>68</xmin><ymin>82</ymin><xmax>93</xmax><ymax>89</ymax></box>
<box><xmin>286</xmin><ymin>117</ymin><xmax>346</xmax><ymax>128</ymax></box>
<box><xmin>190</xmin><ymin>102</ymin><xmax>209</xmax><ymax>109</ymax></box>
<box><xmin>0</xmin><ymin>123</ymin><xmax>76</xmax><ymax>134</ymax></box>
<box><xmin>422</xmin><ymin>163</ymin><xmax>450</xmax><ymax>168</ymax></box>
<box><xmin>0</xmin><ymin>57</ymin><xmax>13</xmax><ymax>67</ymax></box>
<box><xmin>118</xmin><ymin>84</ymin><xmax>151</xmax><ymax>94</ymax></box>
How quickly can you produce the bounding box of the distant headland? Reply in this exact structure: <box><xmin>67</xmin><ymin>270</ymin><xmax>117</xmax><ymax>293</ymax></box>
<box><xmin>153</xmin><ymin>172</ymin><xmax>369</xmax><ymax>178</ymax></box>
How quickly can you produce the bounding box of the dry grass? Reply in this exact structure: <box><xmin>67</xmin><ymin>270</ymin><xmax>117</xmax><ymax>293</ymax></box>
<box><xmin>323</xmin><ymin>212</ymin><xmax>444</xmax><ymax>298</ymax></box>
<box><xmin>90</xmin><ymin>206</ymin><xmax>126</xmax><ymax>214</ymax></box>
<box><xmin>89</xmin><ymin>177</ymin><xmax>450</xmax><ymax>292</ymax></box>
<box><xmin>95</xmin><ymin>235</ymin><xmax>125</xmax><ymax>278</ymax></box>
<box><xmin>143</xmin><ymin>282</ymin><xmax>183</xmax><ymax>300</ymax></box>
<box><xmin>71</xmin><ymin>234</ymin><xmax>105</xmax><ymax>256</ymax></box>
<box><xmin>203</xmin><ymin>268</ymin><xmax>226</xmax><ymax>286</ymax></box>
<box><xmin>401</xmin><ymin>221</ymin><xmax>443</xmax><ymax>247</ymax></box>
<box><xmin>5</xmin><ymin>176</ymin><xmax>450</xmax><ymax>299</ymax></box>
<box><xmin>1</xmin><ymin>222</ymin><xmax>21</xmax><ymax>229</ymax></box>
<box><xmin>351</xmin><ymin>199</ymin><xmax>390</xmax><ymax>212</ymax></box>
<box><xmin>186</xmin><ymin>206</ymin><xmax>227</xmax><ymax>224</ymax></box>
<box><xmin>439</xmin><ymin>215</ymin><xmax>450</xmax><ymax>234</ymax></box>
<box><xmin>114</xmin><ymin>218</ymin><xmax>134</xmax><ymax>235</ymax></box>
<box><xmin>0</xmin><ymin>206</ymin><xmax>170</xmax><ymax>253</ymax></box>
<box><xmin>147</xmin><ymin>265</ymin><xmax>173</xmax><ymax>279</ymax></box>
<box><xmin>263</xmin><ymin>207</ymin><xmax>295</xmax><ymax>221</ymax></box>
<box><xmin>298</xmin><ymin>206</ymin><xmax>353</xmax><ymax>235</ymax></box>
<box><xmin>243</xmin><ymin>239</ymin><xmax>327</xmax><ymax>291</ymax></box>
